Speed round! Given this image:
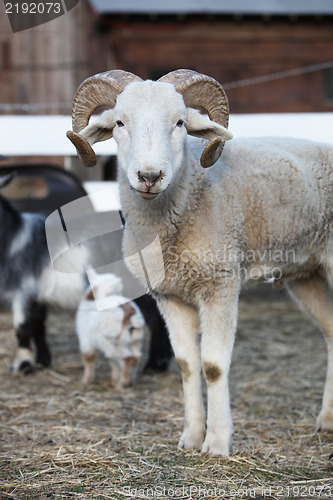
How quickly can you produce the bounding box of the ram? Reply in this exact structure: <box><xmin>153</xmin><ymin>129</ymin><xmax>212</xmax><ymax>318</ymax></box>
<box><xmin>67</xmin><ymin>69</ymin><xmax>333</xmax><ymax>456</ymax></box>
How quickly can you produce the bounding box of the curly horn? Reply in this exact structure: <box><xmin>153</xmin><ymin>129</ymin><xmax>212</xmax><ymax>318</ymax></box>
<box><xmin>158</xmin><ymin>69</ymin><xmax>229</xmax><ymax>167</ymax></box>
<box><xmin>67</xmin><ymin>70</ymin><xmax>142</xmax><ymax>167</ymax></box>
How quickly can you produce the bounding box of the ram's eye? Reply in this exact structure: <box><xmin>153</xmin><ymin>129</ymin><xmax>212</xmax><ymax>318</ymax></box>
<box><xmin>116</xmin><ymin>120</ymin><xmax>125</xmax><ymax>127</ymax></box>
<box><xmin>176</xmin><ymin>119</ymin><xmax>184</xmax><ymax>127</ymax></box>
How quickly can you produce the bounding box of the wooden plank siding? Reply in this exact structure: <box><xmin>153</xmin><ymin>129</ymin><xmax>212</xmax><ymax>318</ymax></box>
<box><xmin>105</xmin><ymin>17</ymin><xmax>333</xmax><ymax>113</ymax></box>
<box><xmin>0</xmin><ymin>0</ymin><xmax>95</xmax><ymax>115</ymax></box>
<box><xmin>0</xmin><ymin>5</ymin><xmax>332</xmax><ymax>117</ymax></box>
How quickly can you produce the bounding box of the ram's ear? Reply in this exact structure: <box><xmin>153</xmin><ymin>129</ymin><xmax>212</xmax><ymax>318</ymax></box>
<box><xmin>185</xmin><ymin>107</ymin><xmax>232</xmax><ymax>168</ymax></box>
<box><xmin>67</xmin><ymin>109</ymin><xmax>115</xmax><ymax>167</ymax></box>
<box><xmin>80</xmin><ymin>109</ymin><xmax>115</xmax><ymax>145</ymax></box>
<box><xmin>186</xmin><ymin>108</ymin><xmax>232</xmax><ymax>142</ymax></box>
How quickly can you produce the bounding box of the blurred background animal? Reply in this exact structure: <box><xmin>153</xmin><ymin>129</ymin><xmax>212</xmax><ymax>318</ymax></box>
<box><xmin>76</xmin><ymin>271</ymin><xmax>146</xmax><ymax>388</ymax></box>
<box><xmin>0</xmin><ymin>172</ymin><xmax>86</xmax><ymax>373</ymax></box>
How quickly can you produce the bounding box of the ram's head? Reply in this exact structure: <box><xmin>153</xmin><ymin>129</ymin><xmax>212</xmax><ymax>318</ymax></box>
<box><xmin>67</xmin><ymin>69</ymin><xmax>232</xmax><ymax>199</ymax></box>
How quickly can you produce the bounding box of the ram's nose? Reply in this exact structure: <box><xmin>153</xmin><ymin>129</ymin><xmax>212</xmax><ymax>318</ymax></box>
<box><xmin>138</xmin><ymin>171</ymin><xmax>162</xmax><ymax>188</ymax></box>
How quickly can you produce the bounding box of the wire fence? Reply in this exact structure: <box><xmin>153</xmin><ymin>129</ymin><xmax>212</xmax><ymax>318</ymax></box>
<box><xmin>222</xmin><ymin>61</ymin><xmax>333</xmax><ymax>89</ymax></box>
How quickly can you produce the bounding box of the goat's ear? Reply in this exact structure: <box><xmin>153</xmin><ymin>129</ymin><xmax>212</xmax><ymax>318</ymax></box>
<box><xmin>80</xmin><ymin>109</ymin><xmax>115</xmax><ymax>146</ymax></box>
<box><xmin>84</xmin><ymin>287</ymin><xmax>95</xmax><ymax>301</ymax></box>
<box><xmin>186</xmin><ymin>108</ymin><xmax>232</xmax><ymax>142</ymax></box>
<box><xmin>0</xmin><ymin>172</ymin><xmax>16</xmax><ymax>190</ymax></box>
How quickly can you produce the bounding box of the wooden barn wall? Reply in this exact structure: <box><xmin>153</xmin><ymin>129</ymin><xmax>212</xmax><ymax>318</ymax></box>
<box><xmin>1</xmin><ymin>9</ymin><xmax>332</xmax><ymax>116</ymax></box>
<box><xmin>105</xmin><ymin>18</ymin><xmax>333</xmax><ymax>113</ymax></box>
<box><xmin>0</xmin><ymin>1</ymin><xmax>95</xmax><ymax>115</ymax></box>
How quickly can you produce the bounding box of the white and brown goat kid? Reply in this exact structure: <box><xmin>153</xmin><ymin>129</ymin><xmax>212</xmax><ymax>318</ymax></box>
<box><xmin>76</xmin><ymin>272</ymin><xmax>146</xmax><ymax>389</ymax></box>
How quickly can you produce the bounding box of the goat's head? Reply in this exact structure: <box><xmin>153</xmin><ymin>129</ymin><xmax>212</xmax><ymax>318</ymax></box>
<box><xmin>67</xmin><ymin>69</ymin><xmax>232</xmax><ymax>199</ymax></box>
<box><xmin>84</xmin><ymin>271</ymin><xmax>123</xmax><ymax>300</ymax></box>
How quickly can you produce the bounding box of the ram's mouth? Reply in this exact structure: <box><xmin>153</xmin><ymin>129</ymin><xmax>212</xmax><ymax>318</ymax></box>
<box><xmin>129</xmin><ymin>184</ymin><xmax>163</xmax><ymax>200</ymax></box>
<box><xmin>135</xmin><ymin>189</ymin><xmax>161</xmax><ymax>200</ymax></box>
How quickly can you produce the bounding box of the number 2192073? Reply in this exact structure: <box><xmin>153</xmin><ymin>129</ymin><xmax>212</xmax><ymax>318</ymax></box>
<box><xmin>5</xmin><ymin>3</ymin><xmax>62</xmax><ymax>14</ymax></box>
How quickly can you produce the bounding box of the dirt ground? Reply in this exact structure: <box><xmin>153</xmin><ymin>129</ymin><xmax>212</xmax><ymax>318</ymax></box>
<box><xmin>1</xmin><ymin>284</ymin><xmax>333</xmax><ymax>499</ymax></box>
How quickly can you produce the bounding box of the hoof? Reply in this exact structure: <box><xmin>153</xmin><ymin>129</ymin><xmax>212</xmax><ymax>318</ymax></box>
<box><xmin>11</xmin><ymin>348</ymin><xmax>35</xmax><ymax>374</ymax></box>
<box><xmin>20</xmin><ymin>360</ymin><xmax>35</xmax><ymax>375</ymax></box>
<box><xmin>178</xmin><ymin>426</ymin><xmax>205</xmax><ymax>452</ymax></box>
<box><xmin>11</xmin><ymin>359</ymin><xmax>35</xmax><ymax>375</ymax></box>
<box><xmin>36</xmin><ymin>352</ymin><xmax>51</xmax><ymax>368</ymax></box>
<box><xmin>201</xmin><ymin>441</ymin><xmax>231</xmax><ymax>457</ymax></box>
<box><xmin>316</xmin><ymin>412</ymin><xmax>333</xmax><ymax>433</ymax></box>
<box><xmin>201</xmin><ymin>429</ymin><xmax>233</xmax><ymax>457</ymax></box>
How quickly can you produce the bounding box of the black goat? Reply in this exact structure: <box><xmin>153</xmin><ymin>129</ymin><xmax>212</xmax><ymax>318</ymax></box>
<box><xmin>135</xmin><ymin>294</ymin><xmax>173</xmax><ymax>372</ymax></box>
<box><xmin>0</xmin><ymin>173</ymin><xmax>86</xmax><ymax>372</ymax></box>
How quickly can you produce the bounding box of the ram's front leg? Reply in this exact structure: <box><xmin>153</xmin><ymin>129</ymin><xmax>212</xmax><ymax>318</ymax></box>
<box><xmin>199</xmin><ymin>286</ymin><xmax>239</xmax><ymax>456</ymax></box>
<box><xmin>157</xmin><ymin>296</ymin><xmax>205</xmax><ymax>451</ymax></box>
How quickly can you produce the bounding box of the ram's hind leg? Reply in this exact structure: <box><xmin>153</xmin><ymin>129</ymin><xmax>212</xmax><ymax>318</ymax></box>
<box><xmin>287</xmin><ymin>274</ymin><xmax>333</xmax><ymax>431</ymax></box>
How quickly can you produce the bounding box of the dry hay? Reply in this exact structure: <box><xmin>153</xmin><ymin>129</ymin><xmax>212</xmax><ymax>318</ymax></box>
<box><xmin>1</xmin><ymin>285</ymin><xmax>333</xmax><ymax>499</ymax></box>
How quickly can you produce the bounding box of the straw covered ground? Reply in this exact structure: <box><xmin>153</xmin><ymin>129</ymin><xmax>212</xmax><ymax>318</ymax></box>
<box><xmin>1</xmin><ymin>285</ymin><xmax>333</xmax><ymax>499</ymax></box>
